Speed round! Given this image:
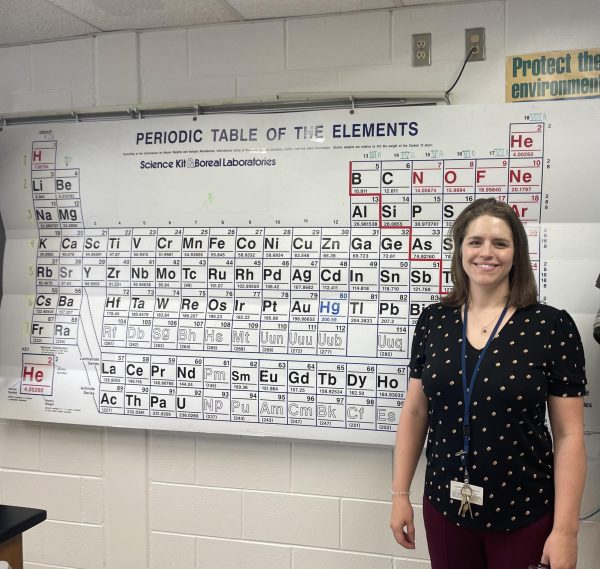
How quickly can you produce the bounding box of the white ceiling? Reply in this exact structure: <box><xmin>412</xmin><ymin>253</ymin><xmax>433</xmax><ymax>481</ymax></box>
<box><xmin>0</xmin><ymin>0</ymin><xmax>488</xmax><ymax>47</ymax></box>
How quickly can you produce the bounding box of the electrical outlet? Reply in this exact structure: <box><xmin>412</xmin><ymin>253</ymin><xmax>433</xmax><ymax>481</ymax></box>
<box><xmin>412</xmin><ymin>33</ymin><xmax>431</xmax><ymax>67</ymax></box>
<box><xmin>465</xmin><ymin>27</ymin><xmax>485</xmax><ymax>61</ymax></box>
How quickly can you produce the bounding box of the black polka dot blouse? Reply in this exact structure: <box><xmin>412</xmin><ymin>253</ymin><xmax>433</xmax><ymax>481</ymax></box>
<box><xmin>409</xmin><ymin>302</ymin><xmax>587</xmax><ymax>531</ymax></box>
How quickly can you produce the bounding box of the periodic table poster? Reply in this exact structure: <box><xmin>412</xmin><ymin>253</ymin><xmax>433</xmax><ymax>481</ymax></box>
<box><xmin>0</xmin><ymin>101</ymin><xmax>598</xmax><ymax>445</ymax></box>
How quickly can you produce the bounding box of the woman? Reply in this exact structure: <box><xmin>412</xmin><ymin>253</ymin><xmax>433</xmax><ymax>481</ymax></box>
<box><xmin>390</xmin><ymin>198</ymin><xmax>587</xmax><ymax>569</ymax></box>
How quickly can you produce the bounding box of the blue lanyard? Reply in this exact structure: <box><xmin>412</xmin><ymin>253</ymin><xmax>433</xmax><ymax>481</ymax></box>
<box><xmin>459</xmin><ymin>301</ymin><xmax>510</xmax><ymax>482</ymax></box>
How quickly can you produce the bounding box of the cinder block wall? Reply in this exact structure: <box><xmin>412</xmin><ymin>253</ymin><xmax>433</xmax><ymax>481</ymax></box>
<box><xmin>0</xmin><ymin>1</ymin><xmax>598</xmax><ymax>568</ymax></box>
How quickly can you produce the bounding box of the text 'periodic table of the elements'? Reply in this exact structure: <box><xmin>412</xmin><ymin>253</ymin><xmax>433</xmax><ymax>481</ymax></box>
<box><xmin>3</xmin><ymin>102</ymin><xmax>596</xmax><ymax>444</ymax></box>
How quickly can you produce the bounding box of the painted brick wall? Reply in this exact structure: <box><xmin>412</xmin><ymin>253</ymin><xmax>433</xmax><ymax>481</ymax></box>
<box><xmin>0</xmin><ymin>1</ymin><xmax>598</xmax><ymax>568</ymax></box>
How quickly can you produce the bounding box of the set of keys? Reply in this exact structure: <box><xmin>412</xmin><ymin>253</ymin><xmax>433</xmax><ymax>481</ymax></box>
<box><xmin>458</xmin><ymin>483</ymin><xmax>474</xmax><ymax>518</ymax></box>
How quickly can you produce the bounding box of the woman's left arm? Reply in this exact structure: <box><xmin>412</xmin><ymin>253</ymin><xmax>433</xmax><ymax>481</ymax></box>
<box><xmin>541</xmin><ymin>395</ymin><xmax>586</xmax><ymax>569</ymax></box>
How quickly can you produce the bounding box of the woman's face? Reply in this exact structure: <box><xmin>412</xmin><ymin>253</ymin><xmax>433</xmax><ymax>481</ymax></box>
<box><xmin>461</xmin><ymin>214</ymin><xmax>514</xmax><ymax>292</ymax></box>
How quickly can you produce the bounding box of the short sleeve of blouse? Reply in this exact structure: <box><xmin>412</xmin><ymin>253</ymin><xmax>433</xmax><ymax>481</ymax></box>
<box><xmin>409</xmin><ymin>305</ymin><xmax>432</xmax><ymax>379</ymax></box>
<box><xmin>547</xmin><ymin>309</ymin><xmax>587</xmax><ymax>397</ymax></box>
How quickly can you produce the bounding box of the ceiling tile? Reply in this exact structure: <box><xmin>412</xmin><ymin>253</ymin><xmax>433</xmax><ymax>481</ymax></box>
<box><xmin>0</xmin><ymin>0</ymin><xmax>99</xmax><ymax>46</ymax></box>
<box><xmin>400</xmin><ymin>0</ymin><xmax>465</xmax><ymax>5</ymax></box>
<box><xmin>226</xmin><ymin>0</ymin><xmax>397</xmax><ymax>19</ymax></box>
<box><xmin>0</xmin><ymin>0</ymin><xmax>492</xmax><ymax>47</ymax></box>
<box><xmin>50</xmin><ymin>0</ymin><xmax>243</xmax><ymax>31</ymax></box>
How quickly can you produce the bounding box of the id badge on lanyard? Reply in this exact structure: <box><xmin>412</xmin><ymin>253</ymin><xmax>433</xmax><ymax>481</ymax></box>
<box><xmin>451</xmin><ymin>301</ymin><xmax>509</xmax><ymax>518</ymax></box>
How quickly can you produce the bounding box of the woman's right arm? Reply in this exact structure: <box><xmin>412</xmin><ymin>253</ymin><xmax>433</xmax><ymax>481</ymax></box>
<box><xmin>389</xmin><ymin>377</ymin><xmax>429</xmax><ymax>549</ymax></box>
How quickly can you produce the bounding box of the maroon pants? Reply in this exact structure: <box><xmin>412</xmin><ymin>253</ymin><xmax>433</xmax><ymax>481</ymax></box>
<box><xmin>423</xmin><ymin>497</ymin><xmax>553</xmax><ymax>569</ymax></box>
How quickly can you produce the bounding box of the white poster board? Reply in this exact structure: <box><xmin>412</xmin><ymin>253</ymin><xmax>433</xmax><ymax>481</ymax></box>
<box><xmin>0</xmin><ymin>102</ymin><xmax>598</xmax><ymax>446</ymax></box>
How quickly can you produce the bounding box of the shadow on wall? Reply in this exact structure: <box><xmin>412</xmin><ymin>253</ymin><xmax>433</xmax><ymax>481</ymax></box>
<box><xmin>0</xmin><ymin>208</ymin><xmax>4</xmax><ymax>307</ymax></box>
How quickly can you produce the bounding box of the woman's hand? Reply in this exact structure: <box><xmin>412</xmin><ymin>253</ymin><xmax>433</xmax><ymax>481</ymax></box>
<box><xmin>541</xmin><ymin>529</ymin><xmax>578</xmax><ymax>569</ymax></box>
<box><xmin>390</xmin><ymin>378</ymin><xmax>428</xmax><ymax>550</ymax></box>
<box><xmin>390</xmin><ymin>495</ymin><xmax>416</xmax><ymax>549</ymax></box>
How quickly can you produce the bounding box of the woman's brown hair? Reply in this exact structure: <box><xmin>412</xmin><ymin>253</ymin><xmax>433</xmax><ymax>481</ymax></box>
<box><xmin>442</xmin><ymin>198</ymin><xmax>538</xmax><ymax>308</ymax></box>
